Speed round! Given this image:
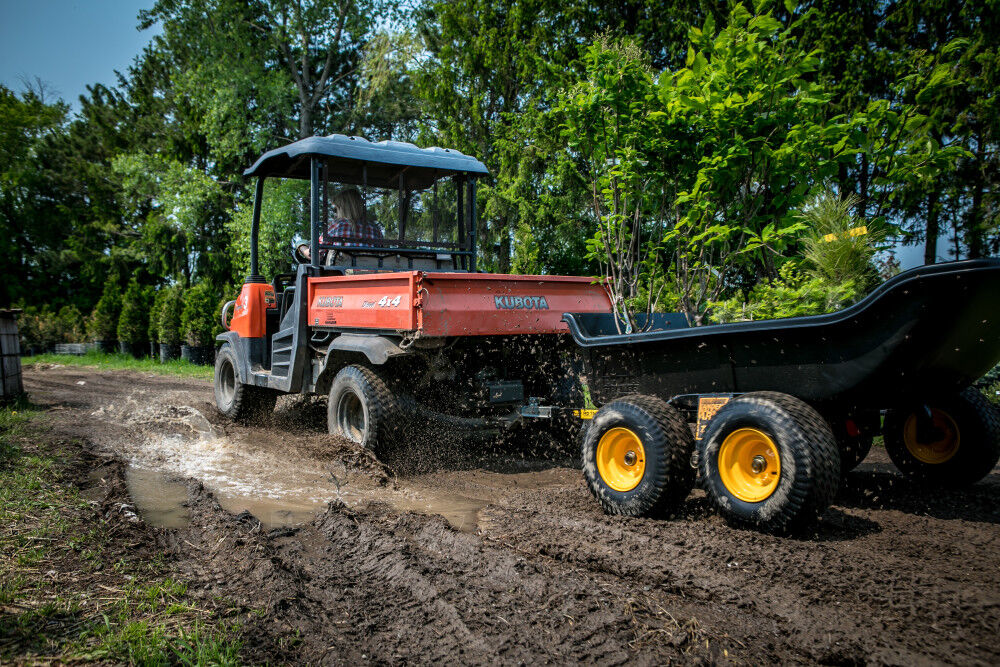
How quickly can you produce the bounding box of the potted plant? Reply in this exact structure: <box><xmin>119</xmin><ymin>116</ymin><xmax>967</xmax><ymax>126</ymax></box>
<box><xmin>180</xmin><ymin>282</ymin><xmax>218</xmax><ymax>365</ymax></box>
<box><xmin>88</xmin><ymin>276</ymin><xmax>122</xmax><ymax>353</ymax></box>
<box><xmin>117</xmin><ymin>279</ymin><xmax>150</xmax><ymax>357</ymax></box>
<box><xmin>157</xmin><ymin>286</ymin><xmax>183</xmax><ymax>362</ymax></box>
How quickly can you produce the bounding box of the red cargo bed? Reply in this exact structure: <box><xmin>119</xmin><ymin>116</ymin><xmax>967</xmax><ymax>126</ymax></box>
<box><xmin>307</xmin><ymin>271</ymin><xmax>612</xmax><ymax>336</ymax></box>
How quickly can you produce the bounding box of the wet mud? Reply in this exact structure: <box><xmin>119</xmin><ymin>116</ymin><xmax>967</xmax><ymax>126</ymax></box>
<box><xmin>24</xmin><ymin>365</ymin><xmax>1000</xmax><ymax>664</ymax></box>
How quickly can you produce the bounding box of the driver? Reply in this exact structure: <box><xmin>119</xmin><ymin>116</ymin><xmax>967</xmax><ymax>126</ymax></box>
<box><xmin>296</xmin><ymin>188</ymin><xmax>384</xmax><ymax>264</ymax></box>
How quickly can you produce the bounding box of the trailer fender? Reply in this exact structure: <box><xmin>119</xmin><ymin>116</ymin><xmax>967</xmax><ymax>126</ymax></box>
<box><xmin>328</xmin><ymin>333</ymin><xmax>409</xmax><ymax>366</ymax></box>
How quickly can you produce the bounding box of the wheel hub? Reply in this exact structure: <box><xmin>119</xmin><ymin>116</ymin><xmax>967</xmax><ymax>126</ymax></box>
<box><xmin>717</xmin><ymin>428</ymin><xmax>781</xmax><ymax>503</ymax></box>
<box><xmin>219</xmin><ymin>359</ymin><xmax>236</xmax><ymax>407</ymax></box>
<box><xmin>596</xmin><ymin>428</ymin><xmax>646</xmax><ymax>492</ymax></box>
<box><xmin>336</xmin><ymin>390</ymin><xmax>367</xmax><ymax>443</ymax></box>
<box><xmin>903</xmin><ymin>408</ymin><xmax>960</xmax><ymax>464</ymax></box>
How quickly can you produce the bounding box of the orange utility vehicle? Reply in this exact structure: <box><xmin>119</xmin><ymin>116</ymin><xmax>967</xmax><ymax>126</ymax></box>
<box><xmin>215</xmin><ymin>134</ymin><xmax>611</xmax><ymax>451</ymax></box>
<box><xmin>217</xmin><ymin>135</ymin><xmax>1000</xmax><ymax>534</ymax></box>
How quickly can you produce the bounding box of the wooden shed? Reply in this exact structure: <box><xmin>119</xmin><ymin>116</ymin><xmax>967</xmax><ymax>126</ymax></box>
<box><xmin>1</xmin><ymin>309</ymin><xmax>24</xmax><ymax>402</ymax></box>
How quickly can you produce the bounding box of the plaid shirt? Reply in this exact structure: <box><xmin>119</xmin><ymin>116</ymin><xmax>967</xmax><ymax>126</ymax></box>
<box><xmin>320</xmin><ymin>218</ymin><xmax>383</xmax><ymax>248</ymax></box>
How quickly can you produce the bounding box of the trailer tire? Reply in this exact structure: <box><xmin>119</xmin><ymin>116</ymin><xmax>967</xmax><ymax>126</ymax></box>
<box><xmin>883</xmin><ymin>387</ymin><xmax>1000</xmax><ymax>487</ymax></box>
<box><xmin>582</xmin><ymin>395</ymin><xmax>695</xmax><ymax>518</ymax></box>
<box><xmin>699</xmin><ymin>392</ymin><xmax>840</xmax><ymax>534</ymax></box>
<box><xmin>214</xmin><ymin>343</ymin><xmax>276</xmax><ymax>425</ymax></box>
<box><xmin>328</xmin><ymin>365</ymin><xmax>398</xmax><ymax>456</ymax></box>
<box><xmin>827</xmin><ymin>413</ymin><xmax>878</xmax><ymax>475</ymax></box>
<box><xmin>837</xmin><ymin>435</ymin><xmax>873</xmax><ymax>475</ymax></box>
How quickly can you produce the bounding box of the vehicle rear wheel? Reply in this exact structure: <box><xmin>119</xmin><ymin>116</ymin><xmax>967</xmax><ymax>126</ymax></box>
<box><xmin>582</xmin><ymin>395</ymin><xmax>695</xmax><ymax>517</ymax></box>
<box><xmin>328</xmin><ymin>365</ymin><xmax>398</xmax><ymax>455</ymax></box>
<box><xmin>883</xmin><ymin>388</ymin><xmax>1000</xmax><ymax>487</ymax></box>
<box><xmin>213</xmin><ymin>343</ymin><xmax>277</xmax><ymax>424</ymax></box>
<box><xmin>699</xmin><ymin>392</ymin><xmax>840</xmax><ymax>534</ymax></box>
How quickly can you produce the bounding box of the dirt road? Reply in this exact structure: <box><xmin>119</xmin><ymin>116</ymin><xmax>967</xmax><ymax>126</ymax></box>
<box><xmin>23</xmin><ymin>365</ymin><xmax>1000</xmax><ymax>664</ymax></box>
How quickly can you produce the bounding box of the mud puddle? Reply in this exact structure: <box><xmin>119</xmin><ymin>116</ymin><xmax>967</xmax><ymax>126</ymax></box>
<box><xmin>125</xmin><ymin>467</ymin><xmax>191</xmax><ymax>528</ymax></box>
<box><xmin>88</xmin><ymin>389</ymin><xmax>490</xmax><ymax>531</ymax></box>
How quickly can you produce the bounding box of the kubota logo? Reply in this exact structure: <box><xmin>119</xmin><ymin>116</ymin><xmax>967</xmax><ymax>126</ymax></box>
<box><xmin>494</xmin><ymin>295</ymin><xmax>549</xmax><ymax>310</ymax></box>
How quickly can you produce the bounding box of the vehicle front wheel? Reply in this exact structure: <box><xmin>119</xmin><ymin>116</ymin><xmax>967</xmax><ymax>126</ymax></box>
<box><xmin>213</xmin><ymin>343</ymin><xmax>276</xmax><ymax>424</ymax></box>
<box><xmin>327</xmin><ymin>365</ymin><xmax>398</xmax><ymax>455</ymax></box>
<box><xmin>699</xmin><ymin>392</ymin><xmax>840</xmax><ymax>534</ymax></box>
<box><xmin>582</xmin><ymin>395</ymin><xmax>695</xmax><ymax>518</ymax></box>
<box><xmin>883</xmin><ymin>388</ymin><xmax>1000</xmax><ymax>487</ymax></box>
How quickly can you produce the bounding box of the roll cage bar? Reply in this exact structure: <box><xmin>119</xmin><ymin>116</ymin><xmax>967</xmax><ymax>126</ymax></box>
<box><xmin>244</xmin><ymin>135</ymin><xmax>489</xmax><ymax>281</ymax></box>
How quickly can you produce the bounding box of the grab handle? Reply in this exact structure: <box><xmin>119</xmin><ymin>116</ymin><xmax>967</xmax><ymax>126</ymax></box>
<box><xmin>221</xmin><ymin>300</ymin><xmax>236</xmax><ymax>330</ymax></box>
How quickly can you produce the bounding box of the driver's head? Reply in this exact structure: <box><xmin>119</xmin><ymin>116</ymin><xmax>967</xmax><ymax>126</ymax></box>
<box><xmin>332</xmin><ymin>188</ymin><xmax>364</xmax><ymax>222</ymax></box>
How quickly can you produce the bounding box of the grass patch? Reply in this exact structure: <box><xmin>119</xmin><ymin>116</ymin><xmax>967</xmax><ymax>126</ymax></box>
<box><xmin>0</xmin><ymin>402</ymin><xmax>242</xmax><ymax>664</ymax></box>
<box><xmin>22</xmin><ymin>349</ymin><xmax>213</xmax><ymax>380</ymax></box>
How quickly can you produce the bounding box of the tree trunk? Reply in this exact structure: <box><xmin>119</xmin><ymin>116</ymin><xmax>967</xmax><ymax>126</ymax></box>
<box><xmin>924</xmin><ymin>187</ymin><xmax>941</xmax><ymax>265</ymax></box>
<box><xmin>499</xmin><ymin>217</ymin><xmax>511</xmax><ymax>273</ymax></box>
<box><xmin>299</xmin><ymin>97</ymin><xmax>313</xmax><ymax>139</ymax></box>
<box><xmin>858</xmin><ymin>153</ymin><xmax>870</xmax><ymax>219</ymax></box>
<box><xmin>966</xmin><ymin>182</ymin><xmax>984</xmax><ymax>259</ymax></box>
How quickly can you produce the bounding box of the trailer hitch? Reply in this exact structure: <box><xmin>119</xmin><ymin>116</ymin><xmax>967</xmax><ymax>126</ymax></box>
<box><xmin>520</xmin><ymin>397</ymin><xmax>552</xmax><ymax>419</ymax></box>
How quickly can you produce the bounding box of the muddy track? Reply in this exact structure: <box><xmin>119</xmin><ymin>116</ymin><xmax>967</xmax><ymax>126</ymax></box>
<box><xmin>24</xmin><ymin>365</ymin><xmax>1000</xmax><ymax>664</ymax></box>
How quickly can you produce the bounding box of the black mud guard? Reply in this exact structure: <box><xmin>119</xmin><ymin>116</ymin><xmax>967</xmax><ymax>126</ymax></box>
<box><xmin>328</xmin><ymin>333</ymin><xmax>409</xmax><ymax>365</ymax></box>
<box><xmin>216</xmin><ymin>332</ymin><xmax>257</xmax><ymax>385</ymax></box>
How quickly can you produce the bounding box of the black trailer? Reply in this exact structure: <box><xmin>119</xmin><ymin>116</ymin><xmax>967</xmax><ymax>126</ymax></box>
<box><xmin>565</xmin><ymin>259</ymin><xmax>1000</xmax><ymax>533</ymax></box>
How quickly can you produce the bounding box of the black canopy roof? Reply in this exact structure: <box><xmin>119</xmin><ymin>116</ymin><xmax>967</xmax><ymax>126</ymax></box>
<box><xmin>244</xmin><ymin>134</ymin><xmax>489</xmax><ymax>189</ymax></box>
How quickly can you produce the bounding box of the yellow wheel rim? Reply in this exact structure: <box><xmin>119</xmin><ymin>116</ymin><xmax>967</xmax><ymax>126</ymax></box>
<box><xmin>596</xmin><ymin>427</ymin><xmax>646</xmax><ymax>492</ymax></box>
<box><xmin>718</xmin><ymin>428</ymin><xmax>781</xmax><ymax>503</ymax></box>
<box><xmin>903</xmin><ymin>409</ymin><xmax>960</xmax><ymax>464</ymax></box>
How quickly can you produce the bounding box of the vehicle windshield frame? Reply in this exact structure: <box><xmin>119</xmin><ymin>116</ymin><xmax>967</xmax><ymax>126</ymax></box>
<box><xmin>245</xmin><ymin>136</ymin><xmax>488</xmax><ymax>280</ymax></box>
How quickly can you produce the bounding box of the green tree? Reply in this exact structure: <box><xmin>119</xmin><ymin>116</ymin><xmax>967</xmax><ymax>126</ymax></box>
<box><xmin>559</xmin><ymin>6</ymin><xmax>960</xmax><ymax>324</ymax></box>
<box><xmin>117</xmin><ymin>279</ymin><xmax>151</xmax><ymax>344</ymax></box>
<box><xmin>226</xmin><ymin>179</ymin><xmax>309</xmax><ymax>279</ymax></box>
<box><xmin>87</xmin><ymin>275</ymin><xmax>123</xmax><ymax>342</ymax></box>
<box><xmin>413</xmin><ymin>0</ymin><xmax>713</xmax><ymax>273</ymax></box>
<box><xmin>148</xmin><ymin>288</ymin><xmax>168</xmax><ymax>344</ymax></box>
<box><xmin>0</xmin><ymin>84</ymin><xmax>68</xmax><ymax>309</ymax></box>
<box><xmin>157</xmin><ymin>286</ymin><xmax>184</xmax><ymax>346</ymax></box>
<box><xmin>180</xmin><ymin>282</ymin><xmax>221</xmax><ymax>346</ymax></box>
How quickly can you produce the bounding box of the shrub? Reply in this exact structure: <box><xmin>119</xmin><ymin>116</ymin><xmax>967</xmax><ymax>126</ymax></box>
<box><xmin>19</xmin><ymin>306</ymin><xmax>85</xmax><ymax>349</ymax></box>
<box><xmin>17</xmin><ymin>310</ymin><xmax>47</xmax><ymax>350</ymax></box>
<box><xmin>157</xmin><ymin>286</ymin><xmax>183</xmax><ymax>345</ymax></box>
<box><xmin>87</xmin><ymin>276</ymin><xmax>123</xmax><ymax>341</ymax></box>
<box><xmin>117</xmin><ymin>280</ymin><xmax>151</xmax><ymax>343</ymax></box>
<box><xmin>711</xmin><ymin>263</ymin><xmax>861</xmax><ymax>323</ymax></box>
<box><xmin>710</xmin><ymin>192</ymin><xmax>883</xmax><ymax>323</ymax></box>
<box><xmin>56</xmin><ymin>306</ymin><xmax>86</xmax><ymax>342</ymax></box>
<box><xmin>799</xmin><ymin>193</ymin><xmax>884</xmax><ymax>293</ymax></box>
<box><xmin>181</xmin><ymin>282</ymin><xmax>219</xmax><ymax>346</ymax></box>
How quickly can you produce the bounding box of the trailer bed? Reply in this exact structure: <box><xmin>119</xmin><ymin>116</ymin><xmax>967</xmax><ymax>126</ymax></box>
<box><xmin>563</xmin><ymin>259</ymin><xmax>1000</xmax><ymax>408</ymax></box>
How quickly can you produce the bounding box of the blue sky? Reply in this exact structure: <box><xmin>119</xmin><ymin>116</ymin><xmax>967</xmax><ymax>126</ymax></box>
<box><xmin>0</xmin><ymin>1</ymin><xmax>157</xmax><ymax>107</ymax></box>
